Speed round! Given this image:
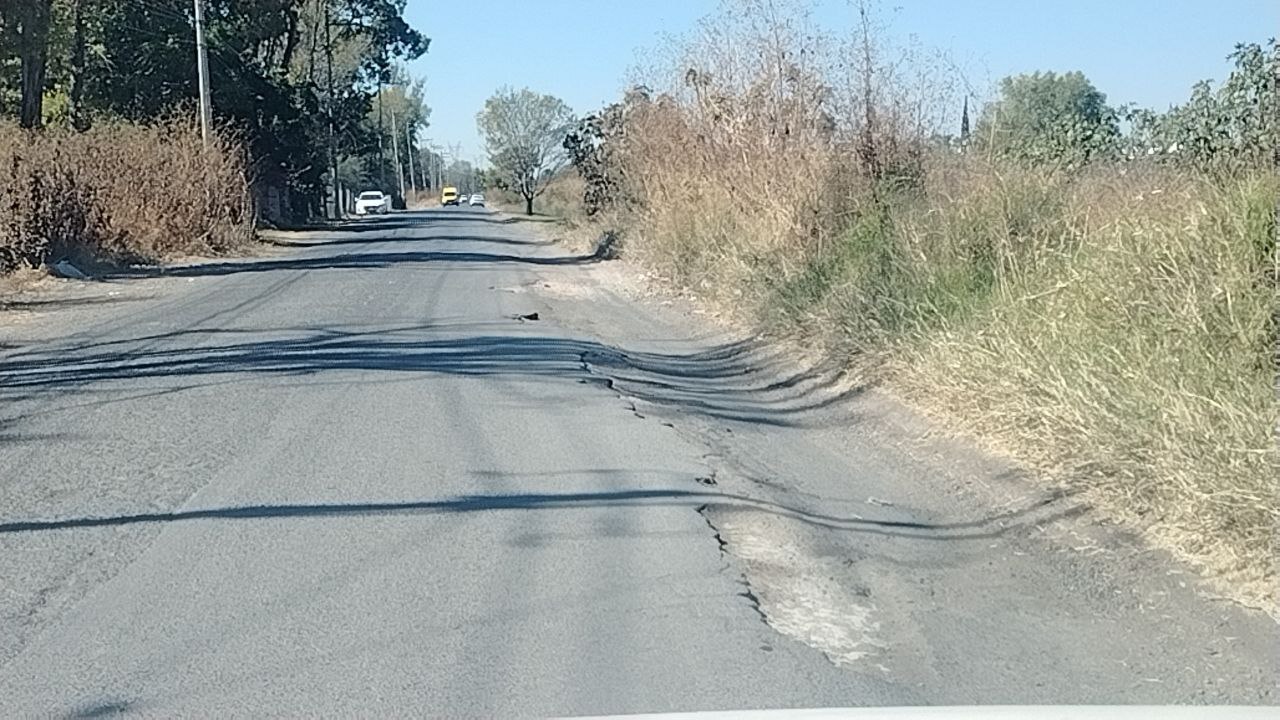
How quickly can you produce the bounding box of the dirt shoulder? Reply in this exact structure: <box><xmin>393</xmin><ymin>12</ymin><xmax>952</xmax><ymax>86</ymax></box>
<box><xmin>0</xmin><ymin>229</ymin><xmax>308</xmax><ymax>329</ymax></box>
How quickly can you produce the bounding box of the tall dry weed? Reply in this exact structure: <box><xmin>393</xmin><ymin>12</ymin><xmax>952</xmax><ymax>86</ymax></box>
<box><xmin>0</xmin><ymin>117</ymin><xmax>253</xmax><ymax>273</ymax></box>
<box><xmin>894</xmin><ymin>168</ymin><xmax>1277</xmax><ymax>601</ymax></box>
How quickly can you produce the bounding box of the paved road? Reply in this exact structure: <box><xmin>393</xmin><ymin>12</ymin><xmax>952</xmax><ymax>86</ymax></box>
<box><xmin>0</xmin><ymin>209</ymin><xmax>1274</xmax><ymax>716</ymax></box>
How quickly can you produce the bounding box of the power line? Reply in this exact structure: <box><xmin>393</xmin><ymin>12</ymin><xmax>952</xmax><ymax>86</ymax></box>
<box><xmin>130</xmin><ymin>0</ymin><xmax>195</xmax><ymax>27</ymax></box>
<box><xmin>113</xmin><ymin>22</ymin><xmax>194</xmax><ymax>45</ymax></box>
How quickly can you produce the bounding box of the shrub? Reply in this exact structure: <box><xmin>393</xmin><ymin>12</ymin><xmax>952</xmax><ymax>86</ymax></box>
<box><xmin>0</xmin><ymin>117</ymin><xmax>253</xmax><ymax>273</ymax></box>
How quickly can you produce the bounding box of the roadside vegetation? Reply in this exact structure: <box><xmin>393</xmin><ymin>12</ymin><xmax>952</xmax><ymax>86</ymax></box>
<box><xmin>0</xmin><ymin>1</ymin><xmax>427</xmax><ymax>270</ymax></box>
<box><xmin>0</xmin><ymin>118</ymin><xmax>253</xmax><ymax>272</ymax></box>
<box><xmin>476</xmin><ymin>87</ymin><xmax>576</xmax><ymax>215</ymax></box>
<box><xmin>556</xmin><ymin>3</ymin><xmax>1279</xmax><ymax>607</ymax></box>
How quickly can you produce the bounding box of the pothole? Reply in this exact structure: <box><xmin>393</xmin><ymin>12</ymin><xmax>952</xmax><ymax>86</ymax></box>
<box><xmin>699</xmin><ymin>504</ymin><xmax>886</xmax><ymax>666</ymax></box>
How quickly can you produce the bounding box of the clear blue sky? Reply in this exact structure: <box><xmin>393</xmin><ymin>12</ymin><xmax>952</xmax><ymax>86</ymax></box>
<box><xmin>404</xmin><ymin>0</ymin><xmax>1278</xmax><ymax>165</ymax></box>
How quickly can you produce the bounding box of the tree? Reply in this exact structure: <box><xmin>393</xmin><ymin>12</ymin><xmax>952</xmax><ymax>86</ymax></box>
<box><xmin>477</xmin><ymin>87</ymin><xmax>575</xmax><ymax>215</ymax></box>
<box><xmin>0</xmin><ymin>0</ymin><xmax>427</xmax><ymax>219</ymax></box>
<box><xmin>0</xmin><ymin>0</ymin><xmax>53</xmax><ymax>127</ymax></box>
<box><xmin>975</xmin><ymin>71</ymin><xmax>1119</xmax><ymax>166</ymax></box>
<box><xmin>444</xmin><ymin>159</ymin><xmax>476</xmax><ymax>192</ymax></box>
<box><xmin>564</xmin><ymin>87</ymin><xmax>650</xmax><ymax>215</ymax></box>
<box><xmin>1122</xmin><ymin>40</ymin><xmax>1278</xmax><ymax>173</ymax></box>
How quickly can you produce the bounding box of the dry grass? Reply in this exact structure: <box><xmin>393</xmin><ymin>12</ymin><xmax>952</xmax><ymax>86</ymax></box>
<box><xmin>622</xmin><ymin>150</ymin><xmax>1278</xmax><ymax>607</ymax></box>
<box><xmin>573</xmin><ymin>0</ymin><xmax>1280</xmax><ymax>609</ymax></box>
<box><xmin>0</xmin><ymin>118</ymin><xmax>253</xmax><ymax>274</ymax></box>
<box><xmin>890</xmin><ymin>167</ymin><xmax>1278</xmax><ymax>606</ymax></box>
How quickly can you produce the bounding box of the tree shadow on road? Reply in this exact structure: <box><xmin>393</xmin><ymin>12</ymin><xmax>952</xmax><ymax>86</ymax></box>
<box><xmin>263</xmin><ymin>217</ymin><xmax>425</xmax><ymax>234</ymax></box>
<box><xmin>267</xmin><ymin>234</ymin><xmax>553</xmax><ymax>249</ymax></box>
<box><xmin>109</xmin><ymin>249</ymin><xmax>600</xmax><ymax>279</ymax></box>
<box><xmin>0</xmin><ymin>324</ymin><xmax>859</xmax><ymax>428</ymax></box>
<box><xmin>0</xmin><ymin>484</ymin><xmax>1086</xmax><ymax>542</ymax></box>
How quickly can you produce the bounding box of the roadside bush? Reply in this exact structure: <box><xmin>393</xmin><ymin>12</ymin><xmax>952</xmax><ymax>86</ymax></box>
<box><xmin>0</xmin><ymin>140</ymin><xmax>102</xmax><ymax>271</ymax></box>
<box><xmin>0</xmin><ymin>117</ymin><xmax>253</xmax><ymax>274</ymax></box>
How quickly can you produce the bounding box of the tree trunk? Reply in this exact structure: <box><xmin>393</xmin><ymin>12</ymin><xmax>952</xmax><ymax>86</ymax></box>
<box><xmin>524</xmin><ymin>194</ymin><xmax>533</xmax><ymax>215</ymax></box>
<box><xmin>69</xmin><ymin>0</ymin><xmax>88</xmax><ymax>131</ymax></box>
<box><xmin>17</xmin><ymin>0</ymin><xmax>53</xmax><ymax>129</ymax></box>
<box><xmin>280</xmin><ymin>4</ymin><xmax>300</xmax><ymax>74</ymax></box>
<box><xmin>307</xmin><ymin>0</ymin><xmax>320</xmax><ymax>84</ymax></box>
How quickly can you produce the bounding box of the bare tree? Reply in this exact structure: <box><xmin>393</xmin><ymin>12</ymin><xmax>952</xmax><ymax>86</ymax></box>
<box><xmin>476</xmin><ymin>87</ymin><xmax>575</xmax><ymax>215</ymax></box>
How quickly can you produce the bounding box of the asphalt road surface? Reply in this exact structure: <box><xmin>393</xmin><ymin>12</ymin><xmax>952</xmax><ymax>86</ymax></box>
<box><xmin>0</xmin><ymin>209</ymin><xmax>1274</xmax><ymax>717</ymax></box>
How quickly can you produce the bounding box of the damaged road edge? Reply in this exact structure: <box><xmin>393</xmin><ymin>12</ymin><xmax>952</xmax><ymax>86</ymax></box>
<box><xmin>697</xmin><ymin>503</ymin><xmax>771</xmax><ymax>626</ymax></box>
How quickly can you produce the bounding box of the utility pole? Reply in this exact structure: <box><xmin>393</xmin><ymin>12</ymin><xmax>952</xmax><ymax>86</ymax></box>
<box><xmin>390</xmin><ymin>110</ymin><xmax>405</xmax><ymax>201</ymax></box>
<box><xmin>376</xmin><ymin>55</ymin><xmax>386</xmax><ymax>190</ymax></box>
<box><xmin>404</xmin><ymin>122</ymin><xmax>417</xmax><ymax>197</ymax></box>
<box><xmin>69</xmin><ymin>0</ymin><xmax>87</xmax><ymax>131</ymax></box>
<box><xmin>427</xmin><ymin>146</ymin><xmax>437</xmax><ymax>193</ymax></box>
<box><xmin>430</xmin><ymin>145</ymin><xmax>442</xmax><ymax>189</ymax></box>
<box><xmin>193</xmin><ymin>0</ymin><xmax>213</xmax><ymax>145</ymax></box>
<box><xmin>448</xmin><ymin>142</ymin><xmax>464</xmax><ymax>191</ymax></box>
<box><xmin>323</xmin><ymin>0</ymin><xmax>338</xmax><ymax>217</ymax></box>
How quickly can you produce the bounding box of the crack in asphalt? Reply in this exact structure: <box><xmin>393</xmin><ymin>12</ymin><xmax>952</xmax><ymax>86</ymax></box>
<box><xmin>697</xmin><ymin>503</ymin><xmax>770</xmax><ymax>626</ymax></box>
<box><xmin>580</xmin><ymin>348</ymin><xmax>776</xmax><ymax>631</ymax></box>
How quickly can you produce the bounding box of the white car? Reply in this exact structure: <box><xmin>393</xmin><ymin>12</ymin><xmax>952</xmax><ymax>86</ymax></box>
<box><xmin>468</xmin><ymin>193</ymin><xmax>485</xmax><ymax>207</ymax></box>
<box><xmin>354</xmin><ymin>190</ymin><xmax>389</xmax><ymax>215</ymax></box>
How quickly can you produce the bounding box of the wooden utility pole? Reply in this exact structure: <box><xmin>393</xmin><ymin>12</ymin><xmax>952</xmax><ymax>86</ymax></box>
<box><xmin>193</xmin><ymin>0</ymin><xmax>213</xmax><ymax>144</ymax></box>
<box><xmin>404</xmin><ymin>122</ymin><xmax>417</xmax><ymax>197</ymax></box>
<box><xmin>390</xmin><ymin>110</ymin><xmax>405</xmax><ymax>201</ymax></box>
<box><xmin>69</xmin><ymin>0</ymin><xmax>88</xmax><ymax>130</ymax></box>
<box><xmin>430</xmin><ymin>144</ymin><xmax>443</xmax><ymax>189</ymax></box>
<box><xmin>427</xmin><ymin>144</ymin><xmax>437</xmax><ymax>193</ymax></box>
<box><xmin>323</xmin><ymin>0</ymin><xmax>338</xmax><ymax>217</ymax></box>
<box><xmin>377</xmin><ymin>83</ymin><xmax>386</xmax><ymax>189</ymax></box>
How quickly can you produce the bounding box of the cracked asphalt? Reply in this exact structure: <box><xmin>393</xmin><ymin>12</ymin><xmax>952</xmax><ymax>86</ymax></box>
<box><xmin>0</xmin><ymin>209</ymin><xmax>1274</xmax><ymax>716</ymax></box>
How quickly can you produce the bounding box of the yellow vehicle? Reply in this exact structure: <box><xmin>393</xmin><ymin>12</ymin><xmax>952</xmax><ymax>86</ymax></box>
<box><xmin>441</xmin><ymin>186</ymin><xmax>459</xmax><ymax>206</ymax></box>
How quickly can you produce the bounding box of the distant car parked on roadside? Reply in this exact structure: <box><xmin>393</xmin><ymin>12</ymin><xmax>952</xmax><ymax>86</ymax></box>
<box><xmin>469</xmin><ymin>193</ymin><xmax>485</xmax><ymax>207</ymax></box>
<box><xmin>441</xmin><ymin>186</ymin><xmax>459</xmax><ymax>206</ymax></box>
<box><xmin>354</xmin><ymin>190</ymin><xmax>389</xmax><ymax>215</ymax></box>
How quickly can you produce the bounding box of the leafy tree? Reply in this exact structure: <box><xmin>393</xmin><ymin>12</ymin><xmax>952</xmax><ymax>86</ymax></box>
<box><xmin>477</xmin><ymin>87</ymin><xmax>575</xmax><ymax>215</ymax></box>
<box><xmin>564</xmin><ymin>87</ymin><xmax>651</xmax><ymax>216</ymax></box>
<box><xmin>1124</xmin><ymin>40</ymin><xmax>1278</xmax><ymax>173</ymax></box>
<box><xmin>975</xmin><ymin>71</ymin><xmax>1119</xmax><ymax>166</ymax></box>
<box><xmin>0</xmin><ymin>0</ymin><xmax>428</xmax><ymax>220</ymax></box>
